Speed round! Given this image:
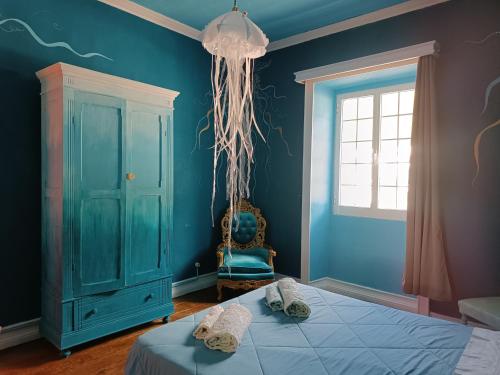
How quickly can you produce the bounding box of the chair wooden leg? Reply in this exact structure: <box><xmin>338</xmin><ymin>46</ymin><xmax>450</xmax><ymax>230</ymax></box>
<box><xmin>217</xmin><ymin>282</ymin><xmax>223</xmax><ymax>301</ymax></box>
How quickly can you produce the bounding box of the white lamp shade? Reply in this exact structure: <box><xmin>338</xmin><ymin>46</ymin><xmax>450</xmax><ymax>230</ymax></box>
<box><xmin>201</xmin><ymin>10</ymin><xmax>269</xmax><ymax>59</ymax></box>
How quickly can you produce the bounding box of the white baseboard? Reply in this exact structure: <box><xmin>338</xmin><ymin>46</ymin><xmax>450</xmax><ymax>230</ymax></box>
<box><xmin>171</xmin><ymin>272</ymin><xmax>217</xmax><ymax>298</ymax></box>
<box><xmin>310</xmin><ymin>277</ymin><xmax>418</xmax><ymax>313</ymax></box>
<box><xmin>0</xmin><ymin>318</ymin><xmax>40</xmax><ymax>351</ymax></box>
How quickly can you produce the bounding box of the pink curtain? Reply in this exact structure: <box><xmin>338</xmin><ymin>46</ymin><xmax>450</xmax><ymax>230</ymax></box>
<box><xmin>402</xmin><ymin>55</ymin><xmax>453</xmax><ymax>301</ymax></box>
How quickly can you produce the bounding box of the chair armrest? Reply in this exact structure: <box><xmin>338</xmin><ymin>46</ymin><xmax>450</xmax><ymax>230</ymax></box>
<box><xmin>216</xmin><ymin>245</ymin><xmax>225</xmax><ymax>268</ymax></box>
<box><xmin>264</xmin><ymin>244</ymin><xmax>277</xmax><ymax>271</ymax></box>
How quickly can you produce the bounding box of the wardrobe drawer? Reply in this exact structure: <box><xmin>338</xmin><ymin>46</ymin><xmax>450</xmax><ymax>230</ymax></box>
<box><xmin>77</xmin><ymin>279</ymin><xmax>169</xmax><ymax>329</ymax></box>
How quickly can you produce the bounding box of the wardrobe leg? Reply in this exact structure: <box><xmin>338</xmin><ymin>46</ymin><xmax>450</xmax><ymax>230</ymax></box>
<box><xmin>60</xmin><ymin>349</ymin><xmax>71</xmax><ymax>358</ymax></box>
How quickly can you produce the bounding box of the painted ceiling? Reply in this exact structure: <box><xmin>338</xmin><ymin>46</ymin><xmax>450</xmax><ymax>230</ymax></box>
<box><xmin>130</xmin><ymin>0</ymin><xmax>408</xmax><ymax>41</ymax></box>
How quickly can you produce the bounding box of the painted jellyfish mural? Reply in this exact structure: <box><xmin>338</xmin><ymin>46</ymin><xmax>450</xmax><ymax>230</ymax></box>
<box><xmin>0</xmin><ymin>16</ymin><xmax>112</xmax><ymax>61</ymax></box>
<box><xmin>469</xmin><ymin>31</ymin><xmax>500</xmax><ymax>183</ymax></box>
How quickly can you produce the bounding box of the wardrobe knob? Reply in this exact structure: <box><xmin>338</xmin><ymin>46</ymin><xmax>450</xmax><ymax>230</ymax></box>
<box><xmin>146</xmin><ymin>293</ymin><xmax>155</xmax><ymax>301</ymax></box>
<box><xmin>126</xmin><ymin>172</ymin><xmax>136</xmax><ymax>181</ymax></box>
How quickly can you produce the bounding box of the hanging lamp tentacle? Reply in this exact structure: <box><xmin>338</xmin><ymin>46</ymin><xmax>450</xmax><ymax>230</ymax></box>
<box><xmin>201</xmin><ymin>5</ymin><xmax>269</xmax><ymax>255</ymax></box>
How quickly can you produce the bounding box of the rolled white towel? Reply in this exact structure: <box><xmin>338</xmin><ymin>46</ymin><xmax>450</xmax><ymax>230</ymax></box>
<box><xmin>204</xmin><ymin>304</ymin><xmax>252</xmax><ymax>353</ymax></box>
<box><xmin>278</xmin><ymin>277</ymin><xmax>311</xmax><ymax>318</ymax></box>
<box><xmin>193</xmin><ymin>305</ymin><xmax>224</xmax><ymax>339</ymax></box>
<box><xmin>266</xmin><ymin>284</ymin><xmax>283</xmax><ymax>311</ymax></box>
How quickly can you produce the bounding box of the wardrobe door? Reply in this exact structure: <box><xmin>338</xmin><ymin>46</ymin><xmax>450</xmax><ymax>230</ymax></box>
<box><xmin>73</xmin><ymin>91</ymin><xmax>126</xmax><ymax>296</ymax></box>
<box><xmin>126</xmin><ymin>102</ymin><xmax>169</xmax><ymax>285</ymax></box>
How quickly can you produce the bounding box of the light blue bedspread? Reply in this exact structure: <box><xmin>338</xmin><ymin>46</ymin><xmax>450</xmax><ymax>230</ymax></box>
<box><xmin>125</xmin><ymin>283</ymin><xmax>472</xmax><ymax>375</ymax></box>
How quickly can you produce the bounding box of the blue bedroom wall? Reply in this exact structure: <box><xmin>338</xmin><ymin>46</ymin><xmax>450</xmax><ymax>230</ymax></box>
<box><xmin>309</xmin><ymin>84</ymin><xmax>334</xmax><ymax>281</ymax></box>
<box><xmin>255</xmin><ymin>0</ymin><xmax>500</xmax><ymax>315</ymax></box>
<box><xmin>311</xmin><ymin>67</ymin><xmax>416</xmax><ymax>294</ymax></box>
<box><xmin>0</xmin><ymin>0</ymin><xmax>225</xmax><ymax>326</ymax></box>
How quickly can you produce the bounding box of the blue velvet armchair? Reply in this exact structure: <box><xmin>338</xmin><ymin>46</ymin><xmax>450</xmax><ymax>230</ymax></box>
<box><xmin>216</xmin><ymin>199</ymin><xmax>276</xmax><ymax>301</ymax></box>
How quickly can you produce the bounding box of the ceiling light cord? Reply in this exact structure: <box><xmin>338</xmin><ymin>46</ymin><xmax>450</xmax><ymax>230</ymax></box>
<box><xmin>232</xmin><ymin>0</ymin><xmax>238</xmax><ymax>11</ymax></box>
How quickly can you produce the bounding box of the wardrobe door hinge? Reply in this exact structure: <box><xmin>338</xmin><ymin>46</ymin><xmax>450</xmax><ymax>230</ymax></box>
<box><xmin>72</xmin><ymin>263</ymin><xmax>75</xmax><ymax>272</ymax></box>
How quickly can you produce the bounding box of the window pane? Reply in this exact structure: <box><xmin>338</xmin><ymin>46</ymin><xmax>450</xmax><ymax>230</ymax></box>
<box><xmin>397</xmin><ymin>163</ymin><xmax>409</xmax><ymax>187</ymax></box>
<box><xmin>380</xmin><ymin>140</ymin><xmax>398</xmax><ymax>162</ymax></box>
<box><xmin>398</xmin><ymin>139</ymin><xmax>411</xmax><ymax>162</ymax></box>
<box><xmin>356</xmin><ymin>141</ymin><xmax>372</xmax><ymax>163</ymax></box>
<box><xmin>340</xmin><ymin>164</ymin><xmax>356</xmax><ymax>185</ymax></box>
<box><xmin>337</xmin><ymin>86</ymin><xmax>414</xmax><ymax>214</ymax></box>
<box><xmin>397</xmin><ymin>187</ymin><xmax>408</xmax><ymax>210</ymax></box>
<box><xmin>381</xmin><ymin>92</ymin><xmax>399</xmax><ymax>116</ymax></box>
<box><xmin>381</xmin><ymin>116</ymin><xmax>398</xmax><ymax>139</ymax></box>
<box><xmin>357</xmin><ymin>119</ymin><xmax>373</xmax><ymax>141</ymax></box>
<box><xmin>358</xmin><ymin>96</ymin><xmax>373</xmax><ymax>118</ymax></box>
<box><xmin>378</xmin><ymin>186</ymin><xmax>397</xmax><ymax>209</ymax></box>
<box><xmin>341</xmin><ymin>142</ymin><xmax>356</xmax><ymax>163</ymax></box>
<box><xmin>342</xmin><ymin>98</ymin><xmax>357</xmax><ymax>120</ymax></box>
<box><xmin>358</xmin><ymin>186</ymin><xmax>372</xmax><ymax>208</ymax></box>
<box><xmin>399</xmin><ymin>90</ymin><xmax>414</xmax><ymax>114</ymax></box>
<box><xmin>342</xmin><ymin>120</ymin><xmax>357</xmax><ymax>142</ymax></box>
<box><xmin>340</xmin><ymin>185</ymin><xmax>357</xmax><ymax>206</ymax></box>
<box><xmin>399</xmin><ymin>115</ymin><xmax>412</xmax><ymax>138</ymax></box>
<box><xmin>356</xmin><ymin>164</ymin><xmax>372</xmax><ymax>186</ymax></box>
<box><xmin>379</xmin><ymin>163</ymin><xmax>397</xmax><ymax>186</ymax></box>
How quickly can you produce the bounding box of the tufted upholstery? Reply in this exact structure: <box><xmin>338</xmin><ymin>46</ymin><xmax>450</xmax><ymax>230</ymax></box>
<box><xmin>216</xmin><ymin>199</ymin><xmax>276</xmax><ymax>300</ymax></box>
<box><xmin>231</xmin><ymin>211</ymin><xmax>257</xmax><ymax>244</ymax></box>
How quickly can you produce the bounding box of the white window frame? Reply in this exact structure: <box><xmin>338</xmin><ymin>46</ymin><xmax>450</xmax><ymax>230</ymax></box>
<box><xmin>333</xmin><ymin>82</ymin><xmax>415</xmax><ymax>221</ymax></box>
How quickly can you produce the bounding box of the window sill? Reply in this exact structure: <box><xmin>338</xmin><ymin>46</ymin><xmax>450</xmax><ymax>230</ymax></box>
<box><xmin>333</xmin><ymin>206</ymin><xmax>407</xmax><ymax>221</ymax></box>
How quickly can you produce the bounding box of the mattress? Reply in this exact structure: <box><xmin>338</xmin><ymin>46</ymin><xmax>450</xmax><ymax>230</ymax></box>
<box><xmin>126</xmin><ymin>283</ymin><xmax>473</xmax><ymax>375</ymax></box>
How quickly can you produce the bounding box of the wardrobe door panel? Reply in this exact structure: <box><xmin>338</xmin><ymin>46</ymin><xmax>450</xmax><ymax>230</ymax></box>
<box><xmin>81</xmin><ymin>199</ymin><xmax>121</xmax><ymax>284</ymax></box>
<box><xmin>129</xmin><ymin>111</ymin><xmax>162</xmax><ymax>188</ymax></box>
<box><xmin>73</xmin><ymin>92</ymin><xmax>126</xmax><ymax>296</ymax></box>
<box><xmin>127</xmin><ymin>104</ymin><xmax>168</xmax><ymax>284</ymax></box>
<box><xmin>80</xmin><ymin>104</ymin><xmax>121</xmax><ymax>190</ymax></box>
<box><xmin>130</xmin><ymin>196</ymin><xmax>161</xmax><ymax>275</ymax></box>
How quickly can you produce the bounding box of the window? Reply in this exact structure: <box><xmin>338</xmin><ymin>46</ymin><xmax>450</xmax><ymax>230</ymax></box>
<box><xmin>334</xmin><ymin>83</ymin><xmax>415</xmax><ymax>220</ymax></box>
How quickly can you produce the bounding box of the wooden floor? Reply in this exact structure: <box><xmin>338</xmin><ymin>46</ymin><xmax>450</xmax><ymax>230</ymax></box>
<box><xmin>0</xmin><ymin>286</ymin><xmax>247</xmax><ymax>375</ymax></box>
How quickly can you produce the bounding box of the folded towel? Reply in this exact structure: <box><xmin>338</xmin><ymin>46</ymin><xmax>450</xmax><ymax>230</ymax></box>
<box><xmin>266</xmin><ymin>284</ymin><xmax>283</xmax><ymax>311</ymax></box>
<box><xmin>193</xmin><ymin>306</ymin><xmax>224</xmax><ymax>339</ymax></box>
<box><xmin>278</xmin><ymin>277</ymin><xmax>311</xmax><ymax>318</ymax></box>
<box><xmin>204</xmin><ymin>304</ymin><xmax>252</xmax><ymax>353</ymax></box>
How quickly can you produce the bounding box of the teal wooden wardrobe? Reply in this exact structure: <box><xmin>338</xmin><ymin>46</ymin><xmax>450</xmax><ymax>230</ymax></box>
<box><xmin>37</xmin><ymin>63</ymin><xmax>178</xmax><ymax>356</ymax></box>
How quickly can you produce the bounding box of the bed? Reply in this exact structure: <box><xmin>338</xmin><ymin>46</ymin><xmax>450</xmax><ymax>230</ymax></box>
<box><xmin>125</xmin><ymin>283</ymin><xmax>489</xmax><ymax>375</ymax></box>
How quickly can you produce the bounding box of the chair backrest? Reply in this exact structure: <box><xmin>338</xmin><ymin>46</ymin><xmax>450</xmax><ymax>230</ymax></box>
<box><xmin>220</xmin><ymin>199</ymin><xmax>266</xmax><ymax>249</ymax></box>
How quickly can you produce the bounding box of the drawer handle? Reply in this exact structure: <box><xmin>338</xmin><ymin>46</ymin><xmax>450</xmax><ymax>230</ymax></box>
<box><xmin>145</xmin><ymin>293</ymin><xmax>155</xmax><ymax>301</ymax></box>
<box><xmin>86</xmin><ymin>308</ymin><xmax>98</xmax><ymax>318</ymax></box>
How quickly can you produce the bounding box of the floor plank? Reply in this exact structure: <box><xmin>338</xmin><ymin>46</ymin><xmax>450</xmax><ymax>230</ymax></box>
<box><xmin>0</xmin><ymin>286</ymin><xmax>247</xmax><ymax>375</ymax></box>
